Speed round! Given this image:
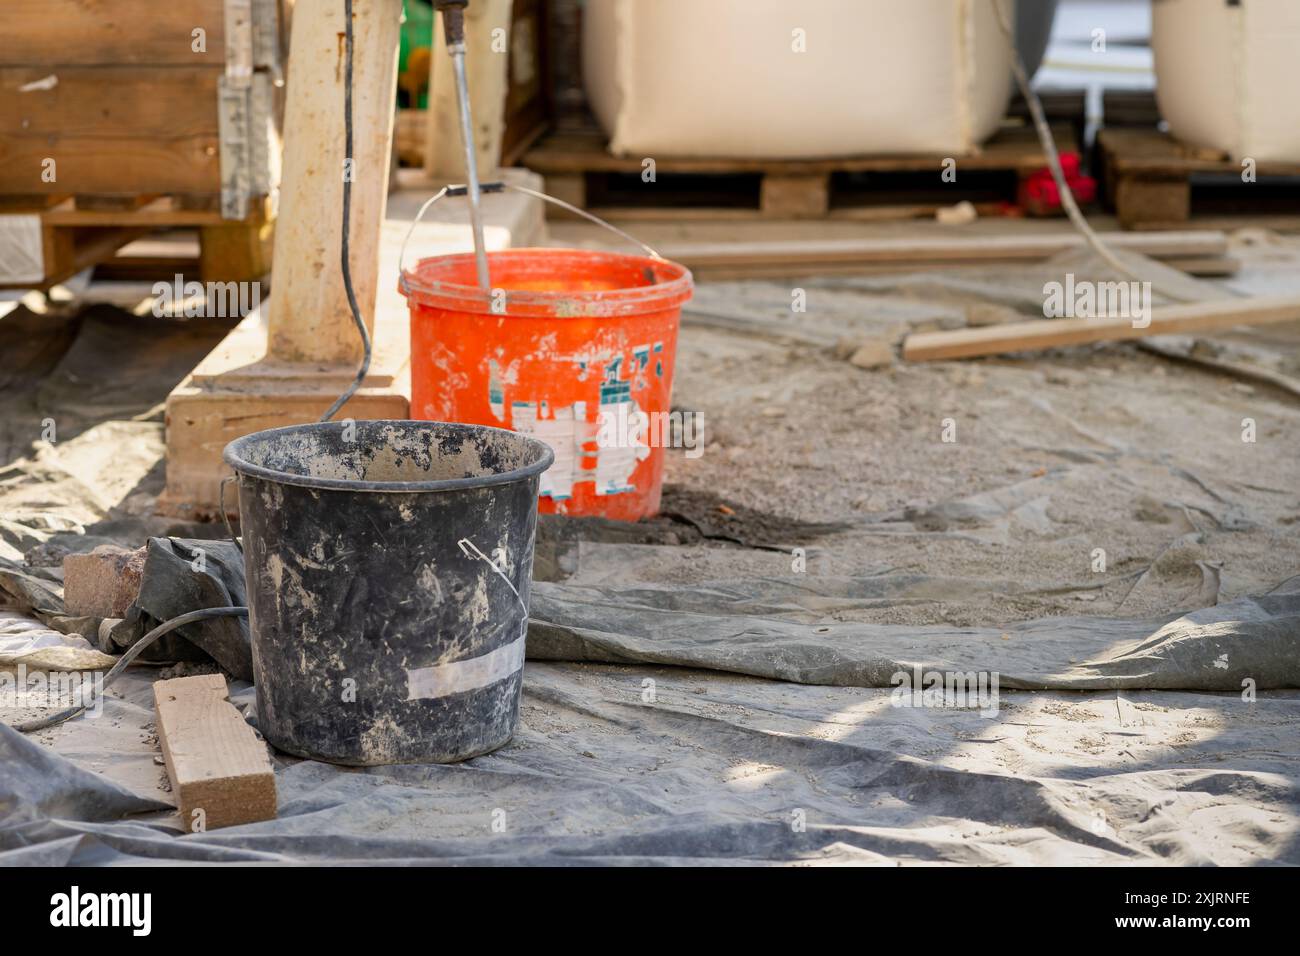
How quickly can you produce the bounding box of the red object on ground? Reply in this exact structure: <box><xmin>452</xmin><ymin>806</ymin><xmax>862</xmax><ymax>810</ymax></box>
<box><xmin>401</xmin><ymin>248</ymin><xmax>694</xmax><ymax>522</ymax></box>
<box><xmin>1019</xmin><ymin>151</ymin><xmax>1097</xmax><ymax>216</ymax></box>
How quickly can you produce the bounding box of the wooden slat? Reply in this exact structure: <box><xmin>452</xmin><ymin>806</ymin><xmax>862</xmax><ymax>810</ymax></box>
<box><xmin>659</xmin><ymin>231</ymin><xmax>1231</xmax><ymax>271</ymax></box>
<box><xmin>0</xmin><ymin>0</ymin><xmax>227</xmax><ymax>66</ymax></box>
<box><xmin>902</xmin><ymin>296</ymin><xmax>1300</xmax><ymax>362</ymax></box>
<box><xmin>43</xmin><ymin>196</ymin><xmax>270</xmax><ymax>228</ymax></box>
<box><xmin>0</xmin><ymin>67</ymin><xmax>222</xmax><ymax>196</ymax></box>
<box><xmin>154</xmin><ymin>674</ymin><xmax>277</xmax><ymax>833</ymax></box>
<box><xmin>1100</xmin><ymin>128</ymin><xmax>1300</xmax><ymax>177</ymax></box>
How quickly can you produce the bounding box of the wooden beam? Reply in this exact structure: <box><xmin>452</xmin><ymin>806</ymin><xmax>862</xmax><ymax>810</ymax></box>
<box><xmin>425</xmin><ymin>0</ymin><xmax>513</xmax><ymax>181</ymax></box>
<box><xmin>267</xmin><ymin>0</ymin><xmax>403</xmax><ymax>364</ymax></box>
<box><xmin>154</xmin><ymin>674</ymin><xmax>277</xmax><ymax>833</ymax></box>
<box><xmin>199</xmin><ymin>220</ymin><xmax>274</xmax><ymax>283</ymax></box>
<box><xmin>660</xmin><ymin>231</ymin><xmax>1231</xmax><ymax>271</ymax></box>
<box><xmin>902</xmin><ymin>296</ymin><xmax>1300</xmax><ymax>362</ymax></box>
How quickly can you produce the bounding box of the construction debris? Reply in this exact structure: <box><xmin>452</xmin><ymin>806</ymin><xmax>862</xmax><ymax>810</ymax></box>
<box><xmin>61</xmin><ymin>545</ymin><xmax>146</xmax><ymax>619</ymax></box>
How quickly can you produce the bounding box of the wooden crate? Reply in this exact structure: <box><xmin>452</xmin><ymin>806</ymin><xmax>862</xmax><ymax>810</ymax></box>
<box><xmin>1099</xmin><ymin>127</ymin><xmax>1300</xmax><ymax>230</ymax></box>
<box><xmin>522</xmin><ymin>125</ymin><xmax>1077</xmax><ymax>221</ymax></box>
<box><xmin>0</xmin><ymin>0</ymin><xmax>283</xmax><ymax>286</ymax></box>
<box><xmin>0</xmin><ymin>0</ymin><xmax>282</xmax><ymax>205</ymax></box>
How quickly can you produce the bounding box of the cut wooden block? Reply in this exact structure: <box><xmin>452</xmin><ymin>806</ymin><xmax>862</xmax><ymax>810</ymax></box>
<box><xmin>154</xmin><ymin>674</ymin><xmax>276</xmax><ymax>832</ymax></box>
<box><xmin>1115</xmin><ymin>176</ymin><xmax>1190</xmax><ymax>229</ymax></box>
<box><xmin>199</xmin><ymin>220</ymin><xmax>274</xmax><ymax>284</ymax></box>
<box><xmin>902</xmin><ymin>296</ymin><xmax>1300</xmax><ymax>362</ymax></box>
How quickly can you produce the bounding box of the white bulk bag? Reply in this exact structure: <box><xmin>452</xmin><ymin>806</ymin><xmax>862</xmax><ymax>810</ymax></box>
<box><xmin>1153</xmin><ymin>0</ymin><xmax>1300</xmax><ymax>163</ymax></box>
<box><xmin>583</xmin><ymin>0</ymin><xmax>1016</xmax><ymax>158</ymax></box>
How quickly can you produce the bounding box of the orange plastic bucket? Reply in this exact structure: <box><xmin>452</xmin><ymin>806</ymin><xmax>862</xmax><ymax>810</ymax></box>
<box><xmin>400</xmin><ymin>248</ymin><xmax>693</xmax><ymax>521</ymax></box>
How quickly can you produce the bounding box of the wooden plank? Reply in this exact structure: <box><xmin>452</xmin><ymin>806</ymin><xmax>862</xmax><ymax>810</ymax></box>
<box><xmin>901</xmin><ymin>296</ymin><xmax>1300</xmax><ymax>362</ymax></box>
<box><xmin>44</xmin><ymin>196</ymin><xmax>269</xmax><ymax>228</ymax></box>
<box><xmin>0</xmin><ymin>1</ymin><xmax>228</xmax><ymax>66</ymax></box>
<box><xmin>1162</xmin><ymin>256</ymin><xmax>1240</xmax><ymax>277</ymax></box>
<box><xmin>74</xmin><ymin>194</ymin><xmax>159</xmax><ymax>212</ymax></box>
<box><xmin>659</xmin><ymin>231</ymin><xmax>1230</xmax><ymax>271</ymax></box>
<box><xmin>681</xmin><ymin>256</ymin><xmax>1238</xmax><ymax>282</ymax></box>
<box><xmin>153</xmin><ymin>674</ymin><xmax>277</xmax><ymax>833</ymax></box>
<box><xmin>0</xmin><ymin>67</ymin><xmax>222</xmax><ymax>196</ymax></box>
<box><xmin>1100</xmin><ymin>128</ymin><xmax>1300</xmax><ymax>177</ymax></box>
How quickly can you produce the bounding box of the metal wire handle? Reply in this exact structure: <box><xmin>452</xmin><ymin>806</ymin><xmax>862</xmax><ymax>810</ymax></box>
<box><xmin>397</xmin><ymin>182</ymin><xmax>664</xmax><ymax>296</ymax></box>
<box><xmin>219</xmin><ymin>475</ymin><xmax>243</xmax><ymax>554</ymax></box>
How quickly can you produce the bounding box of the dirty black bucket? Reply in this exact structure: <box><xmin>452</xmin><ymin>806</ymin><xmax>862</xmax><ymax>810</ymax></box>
<box><xmin>223</xmin><ymin>420</ymin><xmax>554</xmax><ymax>766</ymax></box>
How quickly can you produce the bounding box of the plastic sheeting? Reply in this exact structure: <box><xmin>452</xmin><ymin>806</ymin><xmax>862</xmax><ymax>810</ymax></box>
<box><xmin>2</xmin><ymin>538</ymin><xmax>1299</xmax><ymax>866</ymax></box>
<box><xmin>4</xmin><ymin>653</ymin><xmax>1300</xmax><ymax>865</ymax></box>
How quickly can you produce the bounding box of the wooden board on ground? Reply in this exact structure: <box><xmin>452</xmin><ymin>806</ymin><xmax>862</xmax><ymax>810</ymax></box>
<box><xmin>154</xmin><ymin>673</ymin><xmax>277</xmax><ymax>833</ymax></box>
<box><xmin>902</xmin><ymin>296</ymin><xmax>1300</xmax><ymax>362</ymax></box>
<box><xmin>1099</xmin><ymin>128</ymin><xmax>1300</xmax><ymax>230</ymax></box>
<box><xmin>524</xmin><ymin>125</ymin><xmax>1076</xmax><ymax>221</ymax></box>
<box><xmin>659</xmin><ymin>231</ymin><xmax>1236</xmax><ymax>280</ymax></box>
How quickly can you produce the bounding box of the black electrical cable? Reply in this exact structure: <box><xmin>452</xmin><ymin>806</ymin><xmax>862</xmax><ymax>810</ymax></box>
<box><xmin>14</xmin><ymin>607</ymin><xmax>250</xmax><ymax>733</ymax></box>
<box><xmin>319</xmin><ymin>0</ymin><xmax>374</xmax><ymax>423</ymax></box>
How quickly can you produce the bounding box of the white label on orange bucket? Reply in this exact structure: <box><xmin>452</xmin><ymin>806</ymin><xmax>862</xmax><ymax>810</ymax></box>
<box><xmin>511</xmin><ymin>401</ymin><xmax>583</xmax><ymax>500</ymax></box>
<box><xmin>505</xmin><ymin>349</ymin><xmax>653</xmax><ymax>502</ymax></box>
<box><xmin>405</xmin><ymin>630</ymin><xmax>527</xmax><ymax>701</ymax></box>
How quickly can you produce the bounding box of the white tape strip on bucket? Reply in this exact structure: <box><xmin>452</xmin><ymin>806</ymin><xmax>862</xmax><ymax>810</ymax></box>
<box><xmin>405</xmin><ymin>631</ymin><xmax>527</xmax><ymax>701</ymax></box>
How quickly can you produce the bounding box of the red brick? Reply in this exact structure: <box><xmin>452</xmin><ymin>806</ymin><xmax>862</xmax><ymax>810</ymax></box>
<box><xmin>62</xmin><ymin>545</ymin><xmax>146</xmax><ymax>618</ymax></box>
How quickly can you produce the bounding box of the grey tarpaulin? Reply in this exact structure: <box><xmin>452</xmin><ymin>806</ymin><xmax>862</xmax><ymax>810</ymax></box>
<box><xmin>2</xmin><ymin>548</ymin><xmax>1299</xmax><ymax>865</ymax></box>
<box><xmin>3</xmin><ymin>289</ymin><xmax>1300</xmax><ymax>865</ymax></box>
<box><xmin>3</xmin><ymin>662</ymin><xmax>1300</xmax><ymax>865</ymax></box>
<box><xmin>527</xmin><ymin>575</ymin><xmax>1300</xmax><ymax>691</ymax></box>
<box><xmin>106</xmin><ymin>538</ymin><xmax>251</xmax><ymax>681</ymax></box>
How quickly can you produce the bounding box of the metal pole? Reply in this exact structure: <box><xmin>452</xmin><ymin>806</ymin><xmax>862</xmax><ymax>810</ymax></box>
<box><xmin>440</xmin><ymin>2</ymin><xmax>491</xmax><ymax>292</ymax></box>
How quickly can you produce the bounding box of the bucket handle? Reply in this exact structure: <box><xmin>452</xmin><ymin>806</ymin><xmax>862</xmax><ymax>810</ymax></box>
<box><xmin>219</xmin><ymin>475</ymin><xmax>243</xmax><ymax>554</ymax></box>
<box><xmin>397</xmin><ymin>181</ymin><xmax>664</xmax><ymax>296</ymax></box>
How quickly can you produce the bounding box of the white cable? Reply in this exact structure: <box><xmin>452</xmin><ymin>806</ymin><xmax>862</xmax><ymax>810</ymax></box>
<box><xmin>992</xmin><ymin>0</ymin><xmax>1194</xmax><ymax>303</ymax></box>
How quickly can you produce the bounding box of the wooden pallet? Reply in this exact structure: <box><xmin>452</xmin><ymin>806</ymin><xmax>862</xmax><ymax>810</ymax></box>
<box><xmin>523</xmin><ymin>125</ymin><xmax>1077</xmax><ymax>221</ymax></box>
<box><xmin>0</xmin><ymin>194</ymin><xmax>272</xmax><ymax>290</ymax></box>
<box><xmin>1099</xmin><ymin>127</ymin><xmax>1300</xmax><ymax>230</ymax></box>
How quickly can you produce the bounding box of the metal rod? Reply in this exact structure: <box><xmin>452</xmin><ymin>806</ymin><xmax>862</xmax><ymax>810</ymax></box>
<box><xmin>449</xmin><ymin>41</ymin><xmax>491</xmax><ymax>292</ymax></box>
